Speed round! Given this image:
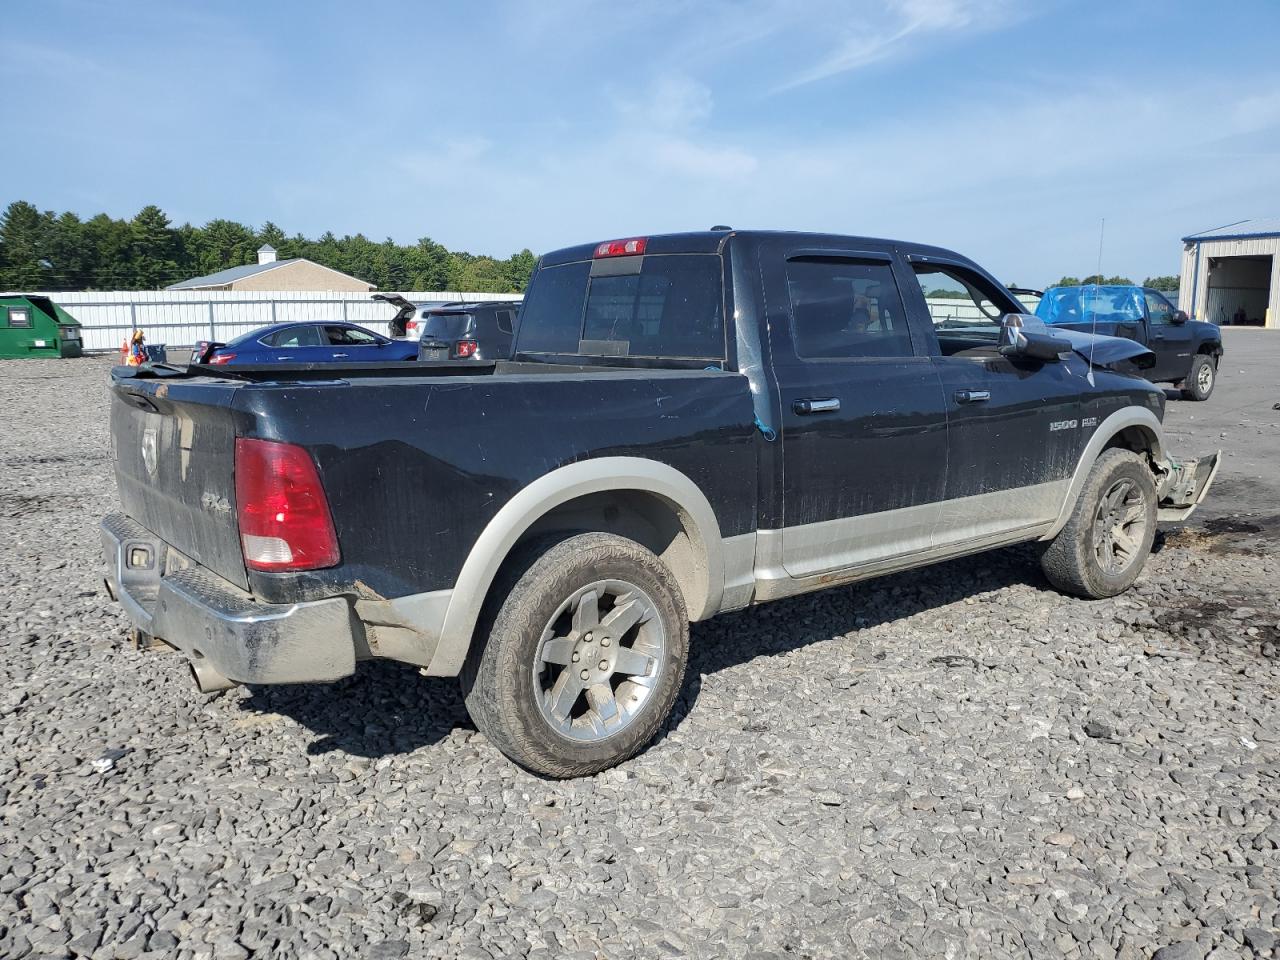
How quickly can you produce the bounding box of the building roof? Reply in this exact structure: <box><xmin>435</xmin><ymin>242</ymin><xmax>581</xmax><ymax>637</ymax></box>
<box><xmin>167</xmin><ymin>258</ymin><xmax>298</xmax><ymax>289</ymax></box>
<box><xmin>1182</xmin><ymin>219</ymin><xmax>1280</xmax><ymax>242</ymax></box>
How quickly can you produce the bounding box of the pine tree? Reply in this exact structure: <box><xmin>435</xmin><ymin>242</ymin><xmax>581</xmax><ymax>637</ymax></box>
<box><xmin>0</xmin><ymin>201</ymin><xmax>54</xmax><ymax>289</ymax></box>
<box><xmin>130</xmin><ymin>205</ymin><xmax>180</xmax><ymax>288</ymax></box>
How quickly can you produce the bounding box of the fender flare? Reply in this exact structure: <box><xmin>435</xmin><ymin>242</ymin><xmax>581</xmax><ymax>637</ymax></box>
<box><xmin>1199</xmin><ymin>338</ymin><xmax>1223</xmax><ymax>357</ymax></box>
<box><xmin>1044</xmin><ymin>405</ymin><xmax>1166</xmax><ymax>539</ymax></box>
<box><xmin>425</xmin><ymin>456</ymin><xmax>724</xmax><ymax>676</ymax></box>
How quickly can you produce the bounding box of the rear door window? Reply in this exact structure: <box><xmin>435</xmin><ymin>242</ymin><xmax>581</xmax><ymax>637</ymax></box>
<box><xmin>518</xmin><ymin>255</ymin><xmax>725</xmax><ymax>359</ymax></box>
<box><xmin>267</xmin><ymin>325</ymin><xmax>323</xmax><ymax>347</ymax></box>
<box><xmin>785</xmin><ymin>258</ymin><xmax>913</xmax><ymax>358</ymax></box>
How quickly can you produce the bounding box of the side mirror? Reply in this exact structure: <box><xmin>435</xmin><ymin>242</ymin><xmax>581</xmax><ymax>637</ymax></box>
<box><xmin>1171</xmin><ymin>310</ymin><xmax>1188</xmax><ymax>324</ymax></box>
<box><xmin>998</xmin><ymin>313</ymin><xmax>1070</xmax><ymax>362</ymax></box>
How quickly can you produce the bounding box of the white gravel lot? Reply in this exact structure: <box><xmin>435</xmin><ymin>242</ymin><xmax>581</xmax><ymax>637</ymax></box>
<box><xmin>1</xmin><ymin>346</ymin><xmax>1277</xmax><ymax>960</ymax></box>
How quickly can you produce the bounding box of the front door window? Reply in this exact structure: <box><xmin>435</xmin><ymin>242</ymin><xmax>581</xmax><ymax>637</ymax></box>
<box><xmin>1145</xmin><ymin>291</ymin><xmax>1175</xmax><ymax>325</ymax></box>
<box><xmin>909</xmin><ymin>263</ymin><xmax>1019</xmax><ymax>356</ymax></box>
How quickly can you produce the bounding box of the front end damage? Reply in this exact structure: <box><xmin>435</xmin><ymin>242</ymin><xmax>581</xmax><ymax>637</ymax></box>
<box><xmin>1153</xmin><ymin>451</ymin><xmax>1222</xmax><ymax>522</ymax></box>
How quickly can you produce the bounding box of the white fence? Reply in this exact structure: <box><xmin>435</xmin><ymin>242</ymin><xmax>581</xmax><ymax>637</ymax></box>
<box><xmin>36</xmin><ymin>289</ymin><xmax>1038</xmax><ymax>353</ymax></box>
<box><xmin>36</xmin><ymin>290</ymin><xmax>523</xmax><ymax>352</ymax></box>
<box><xmin>926</xmin><ymin>295</ymin><xmax>1040</xmax><ymax>322</ymax></box>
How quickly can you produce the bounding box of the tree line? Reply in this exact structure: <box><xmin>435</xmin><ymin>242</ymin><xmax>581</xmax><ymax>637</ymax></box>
<box><xmin>925</xmin><ymin>273</ymin><xmax>1179</xmax><ymax>301</ymax></box>
<box><xmin>0</xmin><ymin>201</ymin><xmax>537</xmax><ymax>293</ymax></box>
<box><xmin>1053</xmin><ymin>274</ymin><xmax>1180</xmax><ymax>291</ymax></box>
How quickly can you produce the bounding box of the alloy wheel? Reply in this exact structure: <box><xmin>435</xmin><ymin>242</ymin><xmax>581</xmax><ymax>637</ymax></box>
<box><xmin>1197</xmin><ymin>361</ymin><xmax>1214</xmax><ymax>393</ymax></box>
<box><xmin>1092</xmin><ymin>478</ymin><xmax>1149</xmax><ymax>576</ymax></box>
<box><xmin>532</xmin><ymin>579</ymin><xmax>666</xmax><ymax>742</ymax></box>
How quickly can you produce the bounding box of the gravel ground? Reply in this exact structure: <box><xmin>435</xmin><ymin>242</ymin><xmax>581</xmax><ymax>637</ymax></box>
<box><xmin>1</xmin><ymin>347</ymin><xmax>1277</xmax><ymax>960</ymax></box>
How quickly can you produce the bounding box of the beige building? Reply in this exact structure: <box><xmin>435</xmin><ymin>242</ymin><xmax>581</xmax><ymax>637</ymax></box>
<box><xmin>167</xmin><ymin>245</ymin><xmax>375</xmax><ymax>292</ymax></box>
<box><xmin>1179</xmin><ymin>220</ymin><xmax>1280</xmax><ymax>328</ymax></box>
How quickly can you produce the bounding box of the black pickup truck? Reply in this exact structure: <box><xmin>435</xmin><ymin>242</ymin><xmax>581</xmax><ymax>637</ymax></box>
<box><xmin>102</xmin><ymin>229</ymin><xmax>1219</xmax><ymax>777</ymax></box>
<box><xmin>1033</xmin><ymin>284</ymin><xmax>1223</xmax><ymax>400</ymax></box>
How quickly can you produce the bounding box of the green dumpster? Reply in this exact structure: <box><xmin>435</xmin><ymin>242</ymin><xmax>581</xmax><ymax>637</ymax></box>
<box><xmin>0</xmin><ymin>295</ymin><xmax>83</xmax><ymax>359</ymax></box>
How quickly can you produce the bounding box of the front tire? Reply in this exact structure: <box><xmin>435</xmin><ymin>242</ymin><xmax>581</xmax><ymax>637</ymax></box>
<box><xmin>460</xmin><ymin>532</ymin><xmax>689</xmax><ymax>778</ymax></box>
<box><xmin>1039</xmin><ymin>449</ymin><xmax>1157</xmax><ymax>599</ymax></box>
<box><xmin>1180</xmin><ymin>354</ymin><xmax>1216</xmax><ymax>401</ymax></box>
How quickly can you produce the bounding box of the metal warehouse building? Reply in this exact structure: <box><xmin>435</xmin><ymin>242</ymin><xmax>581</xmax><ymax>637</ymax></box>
<box><xmin>1180</xmin><ymin>219</ymin><xmax>1280</xmax><ymax>328</ymax></box>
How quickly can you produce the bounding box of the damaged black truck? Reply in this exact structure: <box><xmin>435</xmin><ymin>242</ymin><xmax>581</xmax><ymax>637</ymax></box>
<box><xmin>102</xmin><ymin>230</ymin><xmax>1219</xmax><ymax>777</ymax></box>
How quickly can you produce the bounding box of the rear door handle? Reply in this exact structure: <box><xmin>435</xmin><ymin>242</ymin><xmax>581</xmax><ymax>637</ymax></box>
<box><xmin>954</xmin><ymin>389</ymin><xmax>991</xmax><ymax>404</ymax></box>
<box><xmin>793</xmin><ymin>398</ymin><xmax>840</xmax><ymax>414</ymax></box>
<box><xmin>332</xmin><ymin>352</ymin><xmax>348</xmax><ymax>358</ymax></box>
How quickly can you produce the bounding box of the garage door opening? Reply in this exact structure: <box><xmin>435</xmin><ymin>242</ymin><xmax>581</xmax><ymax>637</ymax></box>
<box><xmin>1206</xmin><ymin>255</ymin><xmax>1271</xmax><ymax>326</ymax></box>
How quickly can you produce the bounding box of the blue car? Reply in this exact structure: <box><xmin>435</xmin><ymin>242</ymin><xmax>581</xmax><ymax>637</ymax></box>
<box><xmin>191</xmin><ymin>321</ymin><xmax>419</xmax><ymax>365</ymax></box>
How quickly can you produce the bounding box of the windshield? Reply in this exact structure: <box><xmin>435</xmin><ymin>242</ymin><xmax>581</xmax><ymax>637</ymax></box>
<box><xmin>421</xmin><ymin>312</ymin><xmax>474</xmax><ymax>340</ymax></box>
<box><xmin>1035</xmin><ymin>286</ymin><xmax>1144</xmax><ymax>325</ymax></box>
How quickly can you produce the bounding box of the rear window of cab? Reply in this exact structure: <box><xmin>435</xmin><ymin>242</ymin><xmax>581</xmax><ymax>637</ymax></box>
<box><xmin>516</xmin><ymin>254</ymin><xmax>725</xmax><ymax>360</ymax></box>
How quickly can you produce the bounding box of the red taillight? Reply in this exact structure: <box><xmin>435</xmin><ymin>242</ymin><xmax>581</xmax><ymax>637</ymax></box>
<box><xmin>234</xmin><ymin>438</ymin><xmax>339</xmax><ymax>572</ymax></box>
<box><xmin>593</xmin><ymin>237</ymin><xmax>647</xmax><ymax>258</ymax></box>
<box><xmin>454</xmin><ymin>339</ymin><xmax>478</xmax><ymax>358</ymax></box>
<box><xmin>210</xmin><ymin>353</ymin><xmax>236</xmax><ymax>365</ymax></box>
<box><xmin>406</xmin><ymin>320</ymin><xmax>418</xmax><ymax>331</ymax></box>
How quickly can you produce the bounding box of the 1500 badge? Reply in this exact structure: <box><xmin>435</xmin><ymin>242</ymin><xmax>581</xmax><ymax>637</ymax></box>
<box><xmin>1049</xmin><ymin>417</ymin><xmax>1099</xmax><ymax>432</ymax></box>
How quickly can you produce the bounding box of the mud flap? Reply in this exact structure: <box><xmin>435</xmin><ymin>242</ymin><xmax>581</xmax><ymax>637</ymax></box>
<box><xmin>1157</xmin><ymin>451</ymin><xmax>1222</xmax><ymax>522</ymax></box>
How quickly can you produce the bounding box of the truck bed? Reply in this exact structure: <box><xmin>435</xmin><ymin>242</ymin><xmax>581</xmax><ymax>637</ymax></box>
<box><xmin>109</xmin><ymin>361</ymin><xmax>757</xmax><ymax>601</ymax></box>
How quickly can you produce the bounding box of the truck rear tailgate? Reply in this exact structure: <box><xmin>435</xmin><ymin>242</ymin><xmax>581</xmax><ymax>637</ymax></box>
<box><xmin>110</xmin><ymin>377</ymin><xmax>250</xmax><ymax>589</ymax></box>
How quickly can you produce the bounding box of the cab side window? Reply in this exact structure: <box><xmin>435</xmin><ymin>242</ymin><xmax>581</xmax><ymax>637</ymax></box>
<box><xmin>785</xmin><ymin>258</ymin><xmax>913</xmax><ymax>359</ymax></box>
<box><xmin>1145</xmin><ymin>291</ymin><xmax>1174</xmax><ymax>326</ymax></box>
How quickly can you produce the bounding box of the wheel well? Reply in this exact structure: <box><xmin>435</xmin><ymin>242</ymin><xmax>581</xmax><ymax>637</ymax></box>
<box><xmin>511</xmin><ymin>489</ymin><xmax>706</xmax><ymax>621</ymax></box>
<box><xmin>1197</xmin><ymin>342</ymin><xmax>1222</xmax><ymax>358</ymax></box>
<box><xmin>1103</xmin><ymin>424</ymin><xmax>1162</xmax><ymax>464</ymax></box>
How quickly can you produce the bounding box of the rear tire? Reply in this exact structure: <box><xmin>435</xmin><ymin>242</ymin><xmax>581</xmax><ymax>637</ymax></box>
<box><xmin>1180</xmin><ymin>354</ymin><xmax>1216</xmax><ymax>401</ymax></box>
<box><xmin>1039</xmin><ymin>449</ymin><xmax>1157</xmax><ymax>599</ymax></box>
<box><xmin>460</xmin><ymin>532</ymin><xmax>689</xmax><ymax>778</ymax></box>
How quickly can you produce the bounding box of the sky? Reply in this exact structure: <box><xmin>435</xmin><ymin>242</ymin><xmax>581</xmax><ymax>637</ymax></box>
<box><xmin>2</xmin><ymin>0</ymin><xmax>1278</xmax><ymax>286</ymax></box>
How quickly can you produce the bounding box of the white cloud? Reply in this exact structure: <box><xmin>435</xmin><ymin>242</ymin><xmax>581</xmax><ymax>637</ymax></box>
<box><xmin>650</xmin><ymin>138</ymin><xmax>759</xmax><ymax>179</ymax></box>
<box><xmin>608</xmin><ymin>74</ymin><xmax>757</xmax><ymax>178</ymax></box>
<box><xmin>778</xmin><ymin>0</ymin><xmax>1024</xmax><ymax>88</ymax></box>
<box><xmin>615</xmin><ymin>74</ymin><xmax>714</xmax><ymax>131</ymax></box>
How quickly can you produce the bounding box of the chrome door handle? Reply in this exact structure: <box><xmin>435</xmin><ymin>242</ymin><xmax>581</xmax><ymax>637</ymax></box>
<box><xmin>954</xmin><ymin>389</ymin><xmax>990</xmax><ymax>403</ymax></box>
<box><xmin>332</xmin><ymin>352</ymin><xmax>348</xmax><ymax>358</ymax></box>
<box><xmin>793</xmin><ymin>398</ymin><xmax>841</xmax><ymax>414</ymax></box>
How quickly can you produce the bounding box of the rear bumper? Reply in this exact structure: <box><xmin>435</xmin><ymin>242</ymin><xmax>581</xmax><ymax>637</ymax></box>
<box><xmin>102</xmin><ymin>513</ymin><xmax>358</xmax><ymax>685</ymax></box>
